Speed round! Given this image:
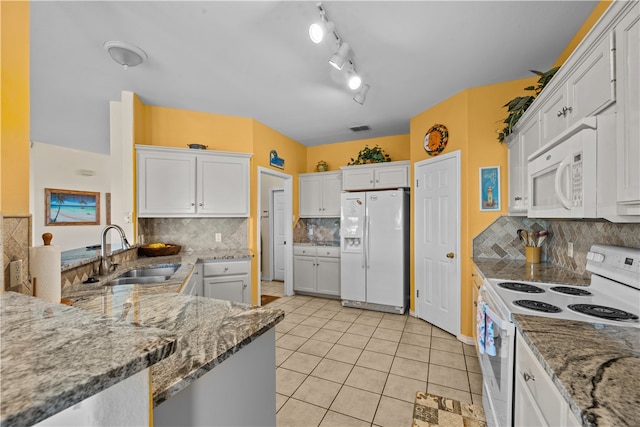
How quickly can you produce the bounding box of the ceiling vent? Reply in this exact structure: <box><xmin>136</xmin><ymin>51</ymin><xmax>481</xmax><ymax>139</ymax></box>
<box><xmin>349</xmin><ymin>125</ymin><xmax>370</xmax><ymax>132</ymax></box>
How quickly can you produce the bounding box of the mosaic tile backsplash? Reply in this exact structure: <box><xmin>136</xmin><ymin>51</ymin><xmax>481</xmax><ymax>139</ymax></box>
<box><xmin>2</xmin><ymin>215</ymin><xmax>32</xmax><ymax>294</ymax></box>
<box><xmin>138</xmin><ymin>217</ymin><xmax>248</xmax><ymax>251</ymax></box>
<box><xmin>294</xmin><ymin>218</ymin><xmax>341</xmax><ymax>245</ymax></box>
<box><xmin>474</xmin><ymin>216</ymin><xmax>640</xmax><ymax>276</ymax></box>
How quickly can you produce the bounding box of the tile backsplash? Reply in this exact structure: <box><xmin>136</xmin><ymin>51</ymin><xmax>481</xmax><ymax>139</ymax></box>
<box><xmin>2</xmin><ymin>215</ymin><xmax>32</xmax><ymax>294</ymax></box>
<box><xmin>138</xmin><ymin>217</ymin><xmax>248</xmax><ymax>251</ymax></box>
<box><xmin>294</xmin><ymin>218</ymin><xmax>341</xmax><ymax>244</ymax></box>
<box><xmin>473</xmin><ymin>216</ymin><xmax>640</xmax><ymax>276</ymax></box>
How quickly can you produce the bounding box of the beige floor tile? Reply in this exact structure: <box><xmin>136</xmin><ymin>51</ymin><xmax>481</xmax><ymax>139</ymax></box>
<box><xmin>382</xmin><ymin>374</ymin><xmax>426</xmax><ymax>403</ymax></box>
<box><xmin>325</xmin><ymin>344</ymin><xmax>363</xmax><ymax>364</ymax></box>
<box><xmin>390</xmin><ymin>356</ymin><xmax>429</xmax><ymax>381</ymax></box>
<box><xmin>468</xmin><ymin>371</ymin><xmax>483</xmax><ymax>395</ymax></box>
<box><xmin>372</xmin><ymin>396</ymin><xmax>415</xmax><ymax>427</ymax></box>
<box><xmin>297</xmin><ymin>339</ymin><xmax>335</xmax><ymax>358</ymax></box>
<box><xmin>276</xmin><ymin>347</ymin><xmax>294</xmax><ymax>366</ymax></box>
<box><xmin>276</xmin><ymin>321</ymin><xmax>297</xmax><ymax>334</ymax></box>
<box><xmin>276</xmin><ymin>392</ymin><xmax>289</xmax><ymax>412</ymax></box>
<box><xmin>430</xmin><ymin>348</ymin><xmax>467</xmax><ymax>370</ymax></box>
<box><xmin>356</xmin><ymin>350</ymin><xmax>394</xmax><ymax>372</ymax></box>
<box><xmin>277</xmin><ymin>334</ymin><xmax>308</xmax><ymax>351</ymax></box>
<box><xmin>472</xmin><ymin>393</ymin><xmax>483</xmax><ymax>406</ymax></box>
<box><xmin>292</xmin><ymin>376</ymin><xmax>342</xmax><ymax>409</ymax></box>
<box><xmin>382</xmin><ymin>312</ymin><xmax>407</xmax><ymax>322</ymax></box>
<box><xmin>406</xmin><ymin>315</ymin><xmax>425</xmax><ymax>324</ymax></box>
<box><xmin>403</xmin><ymin>322</ymin><xmax>433</xmax><ymax>336</ymax></box>
<box><xmin>275</xmin><ymin>331</ymin><xmax>284</xmax><ymax>340</ymax></box>
<box><xmin>322</xmin><ymin>301</ymin><xmax>343</xmax><ymax>312</ymax></box>
<box><xmin>281</xmin><ymin>351</ymin><xmax>323</xmax><ymax>375</ymax></box>
<box><xmin>400</xmin><ymin>331</ymin><xmax>431</xmax><ymax>348</ymax></box>
<box><xmin>319</xmin><ymin>410</ymin><xmax>371</xmax><ymax>427</ymax></box>
<box><xmin>428</xmin><ymin>364</ymin><xmax>470</xmax><ymax>392</ymax></box>
<box><xmin>344</xmin><ymin>366</ymin><xmax>388</xmax><ymax>394</ymax></box>
<box><xmin>323</xmin><ymin>319</ymin><xmax>352</xmax><ymax>333</ymax></box>
<box><xmin>289</xmin><ymin>324</ymin><xmax>321</xmax><ymax>338</ymax></box>
<box><xmin>284</xmin><ymin>313</ymin><xmax>309</xmax><ymax>324</ymax></box>
<box><xmin>304</xmin><ymin>300</ymin><xmax>330</xmax><ymax>309</ymax></box>
<box><xmin>430</xmin><ymin>336</ymin><xmax>464</xmax><ymax>354</ymax></box>
<box><xmin>311</xmin><ymin>309</ymin><xmax>338</xmax><ymax>320</ymax></box>
<box><xmin>277</xmin><ymin>398</ymin><xmax>327</xmax><ymax>427</ymax></box>
<box><xmin>333</xmin><ymin>312</ymin><xmax>360</xmax><ymax>323</ymax></box>
<box><xmin>427</xmin><ymin>383</ymin><xmax>472</xmax><ymax>404</ymax></box>
<box><xmin>463</xmin><ymin>343</ymin><xmax>477</xmax><ymax>356</ymax></box>
<box><xmin>311</xmin><ymin>359</ymin><xmax>354</xmax><ymax>384</ymax></box>
<box><xmin>395</xmin><ymin>343</ymin><xmax>428</xmax><ymax>362</ymax></box>
<box><xmin>301</xmin><ymin>316</ymin><xmax>330</xmax><ymax>328</ymax></box>
<box><xmin>337</xmin><ymin>333</ymin><xmax>371</xmax><ymax>349</ymax></box>
<box><xmin>354</xmin><ymin>315</ymin><xmax>381</xmax><ymax>327</ymax></box>
<box><xmin>465</xmin><ymin>354</ymin><xmax>482</xmax><ymax>374</ymax></box>
<box><xmin>365</xmin><ymin>338</ymin><xmax>399</xmax><ymax>356</ymax></box>
<box><xmin>432</xmin><ymin>326</ymin><xmax>457</xmax><ymax>340</ymax></box>
<box><xmin>311</xmin><ymin>328</ymin><xmax>344</xmax><ymax>344</ymax></box>
<box><xmin>346</xmin><ymin>323</ymin><xmax>376</xmax><ymax>337</ymax></box>
<box><xmin>330</xmin><ymin>385</ymin><xmax>381</xmax><ymax>423</ymax></box>
<box><xmin>293</xmin><ymin>306</ymin><xmax>319</xmax><ymax>316</ymax></box>
<box><xmin>339</xmin><ymin>307</ymin><xmax>364</xmax><ymax>314</ymax></box>
<box><xmin>276</xmin><ymin>367</ymin><xmax>307</xmax><ymax>396</ymax></box>
<box><xmin>378</xmin><ymin>318</ymin><xmax>405</xmax><ymax>331</ymax></box>
<box><xmin>372</xmin><ymin>327</ymin><xmax>403</xmax><ymax>342</ymax></box>
<box><xmin>359</xmin><ymin>310</ymin><xmax>385</xmax><ymax>319</ymax></box>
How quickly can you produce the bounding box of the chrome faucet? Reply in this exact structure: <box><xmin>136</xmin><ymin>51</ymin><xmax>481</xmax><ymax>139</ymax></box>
<box><xmin>99</xmin><ymin>224</ymin><xmax>131</xmax><ymax>275</ymax></box>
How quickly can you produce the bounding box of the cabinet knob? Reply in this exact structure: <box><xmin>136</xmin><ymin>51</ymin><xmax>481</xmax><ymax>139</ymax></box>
<box><xmin>191</xmin><ymin>202</ymin><xmax>195</xmax><ymax>206</ymax></box>
<box><xmin>199</xmin><ymin>203</ymin><xmax>203</xmax><ymax>207</ymax></box>
<box><xmin>556</xmin><ymin>106</ymin><xmax>572</xmax><ymax>117</ymax></box>
<box><xmin>376</xmin><ymin>180</ymin><xmax>379</xmax><ymax>183</ymax></box>
<box><xmin>224</xmin><ymin>267</ymin><xmax>229</xmax><ymax>271</ymax></box>
<box><xmin>523</xmin><ymin>372</ymin><xmax>535</xmax><ymax>382</ymax></box>
<box><xmin>370</xmin><ymin>180</ymin><xmax>373</xmax><ymax>183</ymax></box>
<box><xmin>514</xmin><ymin>196</ymin><xmax>522</xmax><ymax>201</ymax></box>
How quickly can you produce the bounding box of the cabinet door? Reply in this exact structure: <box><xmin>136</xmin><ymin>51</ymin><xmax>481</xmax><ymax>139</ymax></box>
<box><xmin>203</xmin><ymin>275</ymin><xmax>248</xmax><ymax>303</ymax></box>
<box><xmin>299</xmin><ymin>176</ymin><xmax>323</xmax><ymax>217</ymax></box>
<box><xmin>198</xmin><ymin>155</ymin><xmax>249</xmax><ymax>217</ymax></box>
<box><xmin>321</xmin><ymin>174</ymin><xmax>342</xmax><ymax>217</ymax></box>
<box><xmin>293</xmin><ymin>256</ymin><xmax>316</xmax><ymax>293</ymax></box>
<box><xmin>375</xmin><ymin>165</ymin><xmax>408</xmax><ymax>189</ymax></box>
<box><xmin>507</xmin><ymin>136</ymin><xmax>525</xmax><ymax>214</ymax></box>
<box><xmin>342</xmin><ymin>169</ymin><xmax>375</xmax><ymax>191</ymax></box>
<box><xmin>616</xmin><ymin>5</ymin><xmax>640</xmax><ymax>205</ymax></box>
<box><xmin>137</xmin><ymin>150</ymin><xmax>196</xmax><ymax>216</ymax></box>
<box><xmin>316</xmin><ymin>256</ymin><xmax>340</xmax><ymax>296</ymax></box>
<box><xmin>514</xmin><ymin>368</ymin><xmax>549</xmax><ymax>427</ymax></box>
<box><xmin>540</xmin><ymin>88</ymin><xmax>569</xmax><ymax>145</ymax></box>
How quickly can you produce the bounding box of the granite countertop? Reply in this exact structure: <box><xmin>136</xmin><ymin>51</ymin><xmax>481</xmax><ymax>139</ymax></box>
<box><xmin>472</xmin><ymin>258</ymin><xmax>590</xmax><ymax>286</ymax></box>
<box><xmin>0</xmin><ymin>292</ymin><xmax>177</xmax><ymax>427</ymax></box>
<box><xmin>512</xmin><ymin>314</ymin><xmax>640</xmax><ymax>427</ymax></box>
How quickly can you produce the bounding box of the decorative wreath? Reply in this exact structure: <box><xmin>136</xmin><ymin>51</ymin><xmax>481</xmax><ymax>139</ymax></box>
<box><xmin>423</xmin><ymin>124</ymin><xmax>449</xmax><ymax>156</ymax></box>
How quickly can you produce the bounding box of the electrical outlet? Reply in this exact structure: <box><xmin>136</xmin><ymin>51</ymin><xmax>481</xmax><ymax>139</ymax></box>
<box><xmin>568</xmin><ymin>242</ymin><xmax>574</xmax><ymax>258</ymax></box>
<box><xmin>10</xmin><ymin>260</ymin><xmax>23</xmax><ymax>287</ymax></box>
<box><xmin>215</xmin><ymin>233</ymin><xmax>222</xmax><ymax>242</ymax></box>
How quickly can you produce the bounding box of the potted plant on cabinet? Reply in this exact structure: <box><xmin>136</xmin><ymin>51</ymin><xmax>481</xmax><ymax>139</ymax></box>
<box><xmin>347</xmin><ymin>145</ymin><xmax>392</xmax><ymax>165</ymax></box>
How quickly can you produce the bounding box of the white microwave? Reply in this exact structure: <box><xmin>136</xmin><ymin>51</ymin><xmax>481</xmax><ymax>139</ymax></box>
<box><xmin>527</xmin><ymin>118</ymin><xmax>597</xmax><ymax>218</ymax></box>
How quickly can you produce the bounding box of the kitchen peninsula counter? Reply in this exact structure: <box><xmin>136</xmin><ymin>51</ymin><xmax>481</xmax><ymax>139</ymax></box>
<box><xmin>513</xmin><ymin>314</ymin><xmax>640</xmax><ymax>427</ymax></box>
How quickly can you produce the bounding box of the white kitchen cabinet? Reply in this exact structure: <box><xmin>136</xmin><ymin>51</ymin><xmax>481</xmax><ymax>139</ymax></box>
<box><xmin>202</xmin><ymin>259</ymin><xmax>251</xmax><ymax>304</ymax></box>
<box><xmin>514</xmin><ymin>332</ymin><xmax>581</xmax><ymax>427</ymax></box>
<box><xmin>299</xmin><ymin>171</ymin><xmax>342</xmax><ymax>217</ymax></box>
<box><xmin>507</xmin><ymin>113</ymin><xmax>541</xmax><ymax>215</ymax></box>
<box><xmin>615</xmin><ymin>3</ymin><xmax>640</xmax><ymax>212</ymax></box>
<box><xmin>180</xmin><ymin>264</ymin><xmax>203</xmax><ymax>297</ymax></box>
<box><xmin>293</xmin><ymin>246</ymin><xmax>340</xmax><ymax>297</ymax></box>
<box><xmin>341</xmin><ymin>161</ymin><xmax>410</xmax><ymax>191</ymax></box>
<box><xmin>136</xmin><ymin>145</ymin><xmax>251</xmax><ymax>218</ymax></box>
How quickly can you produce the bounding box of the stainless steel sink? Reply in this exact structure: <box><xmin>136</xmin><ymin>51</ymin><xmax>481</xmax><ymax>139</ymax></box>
<box><xmin>104</xmin><ymin>263</ymin><xmax>181</xmax><ymax>286</ymax></box>
<box><xmin>105</xmin><ymin>275</ymin><xmax>170</xmax><ymax>286</ymax></box>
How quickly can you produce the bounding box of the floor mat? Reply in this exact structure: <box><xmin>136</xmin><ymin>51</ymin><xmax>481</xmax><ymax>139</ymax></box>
<box><xmin>260</xmin><ymin>294</ymin><xmax>280</xmax><ymax>306</ymax></box>
<box><xmin>412</xmin><ymin>392</ymin><xmax>486</xmax><ymax>427</ymax></box>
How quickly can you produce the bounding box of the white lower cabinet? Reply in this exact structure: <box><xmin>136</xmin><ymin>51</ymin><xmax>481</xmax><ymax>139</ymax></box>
<box><xmin>202</xmin><ymin>259</ymin><xmax>251</xmax><ymax>304</ymax></box>
<box><xmin>293</xmin><ymin>246</ymin><xmax>340</xmax><ymax>297</ymax></box>
<box><xmin>514</xmin><ymin>332</ymin><xmax>581</xmax><ymax>427</ymax></box>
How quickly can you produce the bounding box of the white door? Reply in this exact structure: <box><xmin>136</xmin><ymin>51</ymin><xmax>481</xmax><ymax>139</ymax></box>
<box><xmin>415</xmin><ymin>151</ymin><xmax>460</xmax><ymax>336</ymax></box>
<box><xmin>272</xmin><ymin>189</ymin><xmax>285</xmax><ymax>281</ymax></box>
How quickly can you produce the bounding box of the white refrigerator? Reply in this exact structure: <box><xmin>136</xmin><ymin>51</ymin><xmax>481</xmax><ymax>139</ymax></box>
<box><xmin>340</xmin><ymin>189</ymin><xmax>409</xmax><ymax>314</ymax></box>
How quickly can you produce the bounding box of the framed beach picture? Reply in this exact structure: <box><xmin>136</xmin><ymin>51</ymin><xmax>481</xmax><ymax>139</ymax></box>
<box><xmin>479</xmin><ymin>166</ymin><xmax>500</xmax><ymax>211</ymax></box>
<box><xmin>45</xmin><ymin>188</ymin><xmax>100</xmax><ymax>226</ymax></box>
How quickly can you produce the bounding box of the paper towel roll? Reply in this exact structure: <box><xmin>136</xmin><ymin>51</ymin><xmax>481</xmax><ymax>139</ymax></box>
<box><xmin>30</xmin><ymin>244</ymin><xmax>61</xmax><ymax>303</ymax></box>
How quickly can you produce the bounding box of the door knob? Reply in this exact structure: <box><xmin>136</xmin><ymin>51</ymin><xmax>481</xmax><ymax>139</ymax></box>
<box><xmin>446</xmin><ymin>252</ymin><xmax>455</xmax><ymax>259</ymax></box>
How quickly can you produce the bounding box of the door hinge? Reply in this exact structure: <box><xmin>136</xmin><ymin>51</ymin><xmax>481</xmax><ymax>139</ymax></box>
<box><xmin>416</xmin><ymin>179</ymin><xmax>419</xmax><ymax>188</ymax></box>
<box><xmin>416</xmin><ymin>289</ymin><xmax>420</xmax><ymax>298</ymax></box>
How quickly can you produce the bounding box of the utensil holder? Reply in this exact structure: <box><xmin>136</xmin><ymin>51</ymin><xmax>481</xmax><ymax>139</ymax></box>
<box><xmin>525</xmin><ymin>246</ymin><xmax>541</xmax><ymax>264</ymax></box>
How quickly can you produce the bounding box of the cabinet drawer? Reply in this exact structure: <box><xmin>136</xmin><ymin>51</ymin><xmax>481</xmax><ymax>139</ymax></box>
<box><xmin>293</xmin><ymin>246</ymin><xmax>317</xmax><ymax>256</ymax></box>
<box><xmin>316</xmin><ymin>247</ymin><xmax>340</xmax><ymax>258</ymax></box>
<box><xmin>203</xmin><ymin>260</ymin><xmax>249</xmax><ymax>276</ymax></box>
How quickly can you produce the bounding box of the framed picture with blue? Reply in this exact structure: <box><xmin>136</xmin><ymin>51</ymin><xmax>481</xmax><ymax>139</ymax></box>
<box><xmin>479</xmin><ymin>166</ymin><xmax>500</xmax><ymax>211</ymax></box>
<box><xmin>45</xmin><ymin>188</ymin><xmax>100</xmax><ymax>226</ymax></box>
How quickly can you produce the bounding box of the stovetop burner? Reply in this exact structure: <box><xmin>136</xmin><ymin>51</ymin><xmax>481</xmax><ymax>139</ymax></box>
<box><xmin>514</xmin><ymin>300</ymin><xmax>562</xmax><ymax>313</ymax></box>
<box><xmin>550</xmin><ymin>286</ymin><xmax>593</xmax><ymax>296</ymax></box>
<box><xmin>498</xmin><ymin>282</ymin><xmax>545</xmax><ymax>293</ymax></box>
<box><xmin>568</xmin><ymin>304</ymin><xmax>640</xmax><ymax>322</ymax></box>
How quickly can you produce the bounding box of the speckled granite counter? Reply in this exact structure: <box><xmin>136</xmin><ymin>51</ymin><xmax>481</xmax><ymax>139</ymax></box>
<box><xmin>513</xmin><ymin>314</ymin><xmax>640</xmax><ymax>427</ymax></box>
<box><xmin>472</xmin><ymin>258</ymin><xmax>590</xmax><ymax>286</ymax></box>
<box><xmin>0</xmin><ymin>292</ymin><xmax>177</xmax><ymax>426</ymax></box>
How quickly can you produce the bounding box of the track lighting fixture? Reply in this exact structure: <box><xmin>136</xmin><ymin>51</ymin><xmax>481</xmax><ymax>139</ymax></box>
<box><xmin>329</xmin><ymin>42</ymin><xmax>350</xmax><ymax>70</ymax></box>
<box><xmin>353</xmin><ymin>84</ymin><xmax>370</xmax><ymax>105</ymax></box>
<box><xmin>309</xmin><ymin>4</ymin><xmax>335</xmax><ymax>44</ymax></box>
<box><xmin>347</xmin><ymin>65</ymin><xmax>362</xmax><ymax>90</ymax></box>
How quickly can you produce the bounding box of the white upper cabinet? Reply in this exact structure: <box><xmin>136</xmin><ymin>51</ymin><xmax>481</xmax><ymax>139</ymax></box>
<box><xmin>341</xmin><ymin>161</ymin><xmax>410</xmax><ymax>191</ymax></box>
<box><xmin>136</xmin><ymin>145</ymin><xmax>251</xmax><ymax>218</ymax></box>
<box><xmin>299</xmin><ymin>171</ymin><xmax>342</xmax><ymax>217</ymax></box>
<box><xmin>508</xmin><ymin>113</ymin><xmax>541</xmax><ymax>215</ymax></box>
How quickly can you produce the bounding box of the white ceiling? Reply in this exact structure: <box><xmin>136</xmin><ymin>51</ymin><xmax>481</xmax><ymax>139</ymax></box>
<box><xmin>30</xmin><ymin>1</ymin><xmax>598</xmax><ymax>154</ymax></box>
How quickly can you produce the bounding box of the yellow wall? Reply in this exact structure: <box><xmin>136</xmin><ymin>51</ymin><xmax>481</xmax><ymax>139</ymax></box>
<box><xmin>1</xmin><ymin>0</ymin><xmax>30</xmax><ymax>214</ymax></box>
<box><xmin>306</xmin><ymin>134</ymin><xmax>410</xmax><ymax>172</ymax></box>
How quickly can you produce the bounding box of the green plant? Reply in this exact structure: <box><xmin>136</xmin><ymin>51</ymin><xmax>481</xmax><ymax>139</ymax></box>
<box><xmin>347</xmin><ymin>145</ymin><xmax>392</xmax><ymax>165</ymax></box>
<box><xmin>497</xmin><ymin>66</ymin><xmax>560</xmax><ymax>143</ymax></box>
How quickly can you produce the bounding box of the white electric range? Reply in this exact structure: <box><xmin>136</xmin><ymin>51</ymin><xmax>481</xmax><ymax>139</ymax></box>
<box><xmin>478</xmin><ymin>244</ymin><xmax>640</xmax><ymax>427</ymax></box>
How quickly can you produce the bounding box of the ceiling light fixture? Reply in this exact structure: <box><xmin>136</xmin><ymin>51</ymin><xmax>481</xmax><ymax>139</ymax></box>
<box><xmin>329</xmin><ymin>42</ymin><xmax>350</xmax><ymax>71</ymax></box>
<box><xmin>353</xmin><ymin>84</ymin><xmax>370</xmax><ymax>105</ymax></box>
<box><xmin>104</xmin><ymin>41</ymin><xmax>147</xmax><ymax>69</ymax></box>
<box><xmin>309</xmin><ymin>4</ymin><xmax>335</xmax><ymax>44</ymax></box>
<box><xmin>347</xmin><ymin>64</ymin><xmax>362</xmax><ymax>90</ymax></box>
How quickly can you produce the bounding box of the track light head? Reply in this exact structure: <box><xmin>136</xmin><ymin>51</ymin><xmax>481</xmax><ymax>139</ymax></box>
<box><xmin>329</xmin><ymin>42</ymin><xmax>350</xmax><ymax>70</ymax></box>
<box><xmin>309</xmin><ymin>19</ymin><xmax>335</xmax><ymax>44</ymax></box>
<box><xmin>347</xmin><ymin>66</ymin><xmax>362</xmax><ymax>90</ymax></box>
<box><xmin>353</xmin><ymin>84</ymin><xmax>370</xmax><ymax>105</ymax></box>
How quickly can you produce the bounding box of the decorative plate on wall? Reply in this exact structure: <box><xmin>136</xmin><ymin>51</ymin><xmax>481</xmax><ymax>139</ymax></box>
<box><xmin>424</xmin><ymin>124</ymin><xmax>448</xmax><ymax>156</ymax></box>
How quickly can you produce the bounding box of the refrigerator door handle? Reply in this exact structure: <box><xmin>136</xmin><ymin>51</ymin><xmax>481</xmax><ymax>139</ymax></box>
<box><xmin>365</xmin><ymin>214</ymin><xmax>370</xmax><ymax>269</ymax></box>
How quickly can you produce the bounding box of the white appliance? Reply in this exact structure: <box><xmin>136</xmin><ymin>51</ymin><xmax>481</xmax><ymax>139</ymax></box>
<box><xmin>478</xmin><ymin>245</ymin><xmax>640</xmax><ymax>427</ymax></box>
<box><xmin>340</xmin><ymin>189</ymin><xmax>409</xmax><ymax>314</ymax></box>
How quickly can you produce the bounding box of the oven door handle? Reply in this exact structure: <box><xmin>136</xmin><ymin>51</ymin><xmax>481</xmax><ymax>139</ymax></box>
<box><xmin>483</xmin><ymin>305</ymin><xmax>509</xmax><ymax>332</ymax></box>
